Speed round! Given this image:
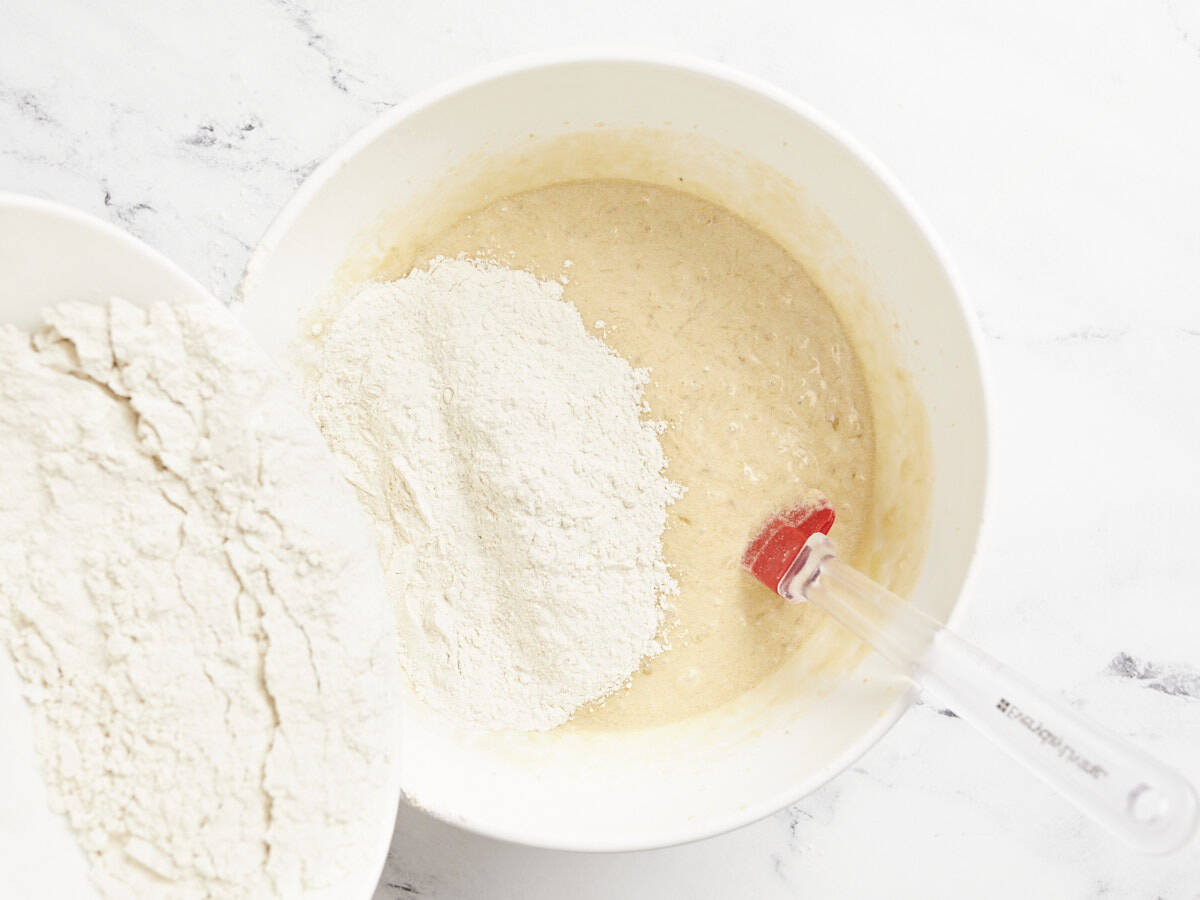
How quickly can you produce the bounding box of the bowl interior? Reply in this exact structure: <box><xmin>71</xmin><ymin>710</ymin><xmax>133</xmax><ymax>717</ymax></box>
<box><xmin>239</xmin><ymin>56</ymin><xmax>988</xmax><ymax>850</ymax></box>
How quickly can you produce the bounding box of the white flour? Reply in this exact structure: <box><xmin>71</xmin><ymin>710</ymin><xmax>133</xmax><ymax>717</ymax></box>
<box><xmin>306</xmin><ymin>257</ymin><xmax>680</xmax><ymax>731</ymax></box>
<box><xmin>0</xmin><ymin>299</ymin><xmax>399</xmax><ymax>898</ymax></box>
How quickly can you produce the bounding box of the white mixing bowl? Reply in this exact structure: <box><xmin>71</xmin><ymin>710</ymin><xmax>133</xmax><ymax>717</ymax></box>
<box><xmin>239</xmin><ymin>52</ymin><xmax>990</xmax><ymax>851</ymax></box>
<box><xmin>0</xmin><ymin>194</ymin><xmax>401</xmax><ymax>899</ymax></box>
<box><xmin>0</xmin><ymin>194</ymin><xmax>213</xmax><ymax>899</ymax></box>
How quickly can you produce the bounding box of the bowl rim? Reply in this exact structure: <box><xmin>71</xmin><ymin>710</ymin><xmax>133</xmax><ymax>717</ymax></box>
<box><xmin>0</xmin><ymin>191</ymin><xmax>212</xmax><ymax>302</ymax></box>
<box><xmin>241</xmin><ymin>47</ymin><xmax>995</xmax><ymax>853</ymax></box>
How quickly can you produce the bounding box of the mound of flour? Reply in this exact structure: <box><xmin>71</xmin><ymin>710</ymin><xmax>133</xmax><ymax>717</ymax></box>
<box><xmin>0</xmin><ymin>299</ymin><xmax>399</xmax><ymax>898</ymax></box>
<box><xmin>306</xmin><ymin>257</ymin><xmax>680</xmax><ymax>731</ymax></box>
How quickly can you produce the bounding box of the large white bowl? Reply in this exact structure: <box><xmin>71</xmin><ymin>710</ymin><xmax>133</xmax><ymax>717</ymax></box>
<box><xmin>0</xmin><ymin>194</ymin><xmax>400</xmax><ymax>899</ymax></box>
<box><xmin>0</xmin><ymin>194</ymin><xmax>213</xmax><ymax>899</ymax></box>
<box><xmin>239</xmin><ymin>52</ymin><xmax>991</xmax><ymax>851</ymax></box>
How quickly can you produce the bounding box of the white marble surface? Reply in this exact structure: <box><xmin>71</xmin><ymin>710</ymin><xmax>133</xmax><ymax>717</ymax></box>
<box><xmin>4</xmin><ymin>0</ymin><xmax>1200</xmax><ymax>896</ymax></box>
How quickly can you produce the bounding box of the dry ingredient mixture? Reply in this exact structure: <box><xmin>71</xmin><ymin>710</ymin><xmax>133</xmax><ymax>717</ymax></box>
<box><xmin>0</xmin><ymin>299</ymin><xmax>398</xmax><ymax>898</ymax></box>
<box><xmin>399</xmin><ymin>179</ymin><xmax>880</xmax><ymax>731</ymax></box>
<box><xmin>304</xmin><ymin>258</ymin><xmax>680</xmax><ymax>732</ymax></box>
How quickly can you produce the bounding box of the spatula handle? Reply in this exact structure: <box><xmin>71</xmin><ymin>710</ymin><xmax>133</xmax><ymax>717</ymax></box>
<box><xmin>782</xmin><ymin>534</ymin><xmax>1198</xmax><ymax>854</ymax></box>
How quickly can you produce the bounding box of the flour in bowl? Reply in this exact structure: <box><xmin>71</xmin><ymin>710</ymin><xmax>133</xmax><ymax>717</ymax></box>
<box><xmin>0</xmin><ymin>299</ymin><xmax>399</xmax><ymax>898</ymax></box>
<box><xmin>305</xmin><ymin>257</ymin><xmax>681</xmax><ymax>731</ymax></box>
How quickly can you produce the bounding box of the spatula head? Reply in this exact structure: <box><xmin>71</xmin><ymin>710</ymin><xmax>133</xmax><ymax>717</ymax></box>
<box><xmin>743</xmin><ymin>498</ymin><xmax>836</xmax><ymax>593</ymax></box>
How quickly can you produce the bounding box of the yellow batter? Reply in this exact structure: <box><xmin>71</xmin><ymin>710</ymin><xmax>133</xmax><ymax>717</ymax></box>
<box><xmin>381</xmin><ymin>179</ymin><xmax>878</xmax><ymax>731</ymax></box>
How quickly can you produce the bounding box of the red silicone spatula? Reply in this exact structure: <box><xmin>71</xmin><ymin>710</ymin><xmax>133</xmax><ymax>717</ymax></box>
<box><xmin>744</xmin><ymin>498</ymin><xmax>1198</xmax><ymax>854</ymax></box>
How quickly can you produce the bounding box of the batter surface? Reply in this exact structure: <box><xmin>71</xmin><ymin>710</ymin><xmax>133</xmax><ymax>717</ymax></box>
<box><xmin>382</xmin><ymin>179</ymin><xmax>878</xmax><ymax>731</ymax></box>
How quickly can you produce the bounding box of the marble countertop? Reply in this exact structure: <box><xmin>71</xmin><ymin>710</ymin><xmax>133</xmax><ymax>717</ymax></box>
<box><xmin>4</xmin><ymin>1</ymin><xmax>1199</xmax><ymax>896</ymax></box>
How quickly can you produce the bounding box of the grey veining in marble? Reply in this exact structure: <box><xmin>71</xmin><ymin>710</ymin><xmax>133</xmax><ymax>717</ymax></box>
<box><xmin>3</xmin><ymin>1</ymin><xmax>1199</xmax><ymax>897</ymax></box>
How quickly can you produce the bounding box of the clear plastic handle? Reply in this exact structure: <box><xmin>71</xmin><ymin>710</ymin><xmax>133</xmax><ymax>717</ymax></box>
<box><xmin>781</xmin><ymin>534</ymin><xmax>1198</xmax><ymax>854</ymax></box>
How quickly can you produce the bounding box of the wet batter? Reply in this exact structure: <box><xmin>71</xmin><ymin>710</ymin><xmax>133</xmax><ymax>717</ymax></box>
<box><xmin>379</xmin><ymin>179</ymin><xmax>879</xmax><ymax>731</ymax></box>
